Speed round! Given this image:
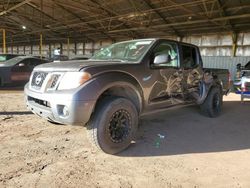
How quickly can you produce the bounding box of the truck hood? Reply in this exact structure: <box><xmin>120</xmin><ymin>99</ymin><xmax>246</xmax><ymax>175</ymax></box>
<box><xmin>34</xmin><ymin>60</ymin><xmax>129</xmax><ymax>72</ymax></box>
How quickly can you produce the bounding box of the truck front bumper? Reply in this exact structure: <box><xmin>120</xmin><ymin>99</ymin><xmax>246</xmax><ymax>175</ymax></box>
<box><xmin>24</xmin><ymin>84</ymin><xmax>95</xmax><ymax>125</ymax></box>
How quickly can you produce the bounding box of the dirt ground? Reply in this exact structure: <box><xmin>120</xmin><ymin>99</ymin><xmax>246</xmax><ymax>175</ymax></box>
<box><xmin>0</xmin><ymin>88</ymin><xmax>250</xmax><ymax>188</ymax></box>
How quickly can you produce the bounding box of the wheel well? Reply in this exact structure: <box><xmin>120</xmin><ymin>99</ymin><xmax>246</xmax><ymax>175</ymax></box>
<box><xmin>93</xmin><ymin>85</ymin><xmax>142</xmax><ymax>115</ymax></box>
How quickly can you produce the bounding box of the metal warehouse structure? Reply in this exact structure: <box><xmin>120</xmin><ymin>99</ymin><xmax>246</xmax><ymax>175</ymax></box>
<box><xmin>1</xmin><ymin>0</ymin><xmax>250</xmax><ymax>40</ymax></box>
<box><xmin>1</xmin><ymin>0</ymin><xmax>250</xmax><ymax>74</ymax></box>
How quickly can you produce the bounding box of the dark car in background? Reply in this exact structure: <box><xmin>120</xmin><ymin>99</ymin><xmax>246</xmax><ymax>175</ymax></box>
<box><xmin>0</xmin><ymin>56</ymin><xmax>49</xmax><ymax>86</ymax></box>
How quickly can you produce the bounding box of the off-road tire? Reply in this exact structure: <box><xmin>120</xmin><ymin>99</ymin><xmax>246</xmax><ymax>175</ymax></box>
<box><xmin>200</xmin><ymin>87</ymin><xmax>222</xmax><ymax>117</ymax></box>
<box><xmin>87</xmin><ymin>97</ymin><xmax>138</xmax><ymax>154</ymax></box>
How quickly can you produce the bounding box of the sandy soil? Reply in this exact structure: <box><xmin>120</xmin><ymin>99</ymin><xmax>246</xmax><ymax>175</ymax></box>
<box><xmin>0</xmin><ymin>90</ymin><xmax>250</xmax><ymax>188</ymax></box>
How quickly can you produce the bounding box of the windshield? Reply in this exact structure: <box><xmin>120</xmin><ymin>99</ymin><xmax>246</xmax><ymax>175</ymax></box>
<box><xmin>91</xmin><ymin>39</ymin><xmax>154</xmax><ymax>62</ymax></box>
<box><xmin>0</xmin><ymin>57</ymin><xmax>22</xmax><ymax>66</ymax></box>
<box><xmin>0</xmin><ymin>54</ymin><xmax>19</xmax><ymax>62</ymax></box>
<box><xmin>245</xmin><ymin>61</ymin><xmax>250</xmax><ymax>69</ymax></box>
<box><xmin>0</xmin><ymin>55</ymin><xmax>7</xmax><ymax>62</ymax></box>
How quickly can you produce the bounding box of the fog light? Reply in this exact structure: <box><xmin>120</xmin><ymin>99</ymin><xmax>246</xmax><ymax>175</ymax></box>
<box><xmin>62</xmin><ymin>106</ymin><xmax>69</xmax><ymax>117</ymax></box>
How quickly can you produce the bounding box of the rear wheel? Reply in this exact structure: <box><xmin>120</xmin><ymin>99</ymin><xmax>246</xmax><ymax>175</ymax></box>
<box><xmin>87</xmin><ymin>97</ymin><xmax>138</xmax><ymax>154</ymax></box>
<box><xmin>200</xmin><ymin>87</ymin><xmax>222</xmax><ymax>117</ymax></box>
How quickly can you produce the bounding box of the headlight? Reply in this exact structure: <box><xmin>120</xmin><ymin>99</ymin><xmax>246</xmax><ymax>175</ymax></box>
<box><xmin>57</xmin><ymin>72</ymin><xmax>91</xmax><ymax>90</ymax></box>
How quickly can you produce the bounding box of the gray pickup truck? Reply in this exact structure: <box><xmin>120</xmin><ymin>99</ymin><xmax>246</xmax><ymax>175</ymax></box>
<box><xmin>24</xmin><ymin>39</ymin><xmax>230</xmax><ymax>154</ymax></box>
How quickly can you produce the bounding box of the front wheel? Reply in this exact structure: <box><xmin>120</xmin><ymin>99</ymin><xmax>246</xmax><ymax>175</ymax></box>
<box><xmin>87</xmin><ymin>97</ymin><xmax>138</xmax><ymax>154</ymax></box>
<box><xmin>200</xmin><ymin>87</ymin><xmax>222</xmax><ymax>117</ymax></box>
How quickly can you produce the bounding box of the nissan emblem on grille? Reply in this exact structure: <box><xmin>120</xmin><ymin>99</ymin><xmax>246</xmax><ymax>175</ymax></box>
<box><xmin>35</xmin><ymin>74</ymin><xmax>42</xmax><ymax>85</ymax></box>
<box><xmin>31</xmin><ymin>72</ymin><xmax>48</xmax><ymax>88</ymax></box>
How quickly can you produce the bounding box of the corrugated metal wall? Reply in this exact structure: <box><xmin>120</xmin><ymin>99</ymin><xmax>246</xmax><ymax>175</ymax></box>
<box><xmin>182</xmin><ymin>33</ymin><xmax>250</xmax><ymax>80</ymax></box>
<box><xmin>2</xmin><ymin>32</ymin><xmax>250</xmax><ymax>56</ymax></box>
<box><xmin>202</xmin><ymin>56</ymin><xmax>250</xmax><ymax>80</ymax></box>
<box><xmin>183</xmin><ymin>32</ymin><xmax>250</xmax><ymax>56</ymax></box>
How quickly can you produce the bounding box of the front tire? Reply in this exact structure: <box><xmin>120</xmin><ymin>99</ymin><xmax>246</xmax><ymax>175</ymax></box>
<box><xmin>87</xmin><ymin>97</ymin><xmax>138</xmax><ymax>154</ymax></box>
<box><xmin>200</xmin><ymin>87</ymin><xmax>222</xmax><ymax>117</ymax></box>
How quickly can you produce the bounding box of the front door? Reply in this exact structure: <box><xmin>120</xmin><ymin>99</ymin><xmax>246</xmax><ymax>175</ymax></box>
<box><xmin>11</xmin><ymin>58</ymin><xmax>32</xmax><ymax>83</ymax></box>
<box><xmin>148</xmin><ymin>41</ymin><xmax>185</xmax><ymax>109</ymax></box>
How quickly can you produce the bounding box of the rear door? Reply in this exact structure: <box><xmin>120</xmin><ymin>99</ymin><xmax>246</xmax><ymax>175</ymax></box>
<box><xmin>180</xmin><ymin>44</ymin><xmax>203</xmax><ymax>101</ymax></box>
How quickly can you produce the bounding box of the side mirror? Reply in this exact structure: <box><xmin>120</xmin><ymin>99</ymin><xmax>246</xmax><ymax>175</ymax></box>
<box><xmin>18</xmin><ymin>63</ymin><xmax>25</xmax><ymax>67</ymax></box>
<box><xmin>153</xmin><ymin>54</ymin><xmax>171</xmax><ymax>65</ymax></box>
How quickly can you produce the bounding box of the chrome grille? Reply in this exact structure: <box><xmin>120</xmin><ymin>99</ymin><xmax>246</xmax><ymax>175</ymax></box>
<box><xmin>31</xmin><ymin>72</ymin><xmax>48</xmax><ymax>88</ymax></box>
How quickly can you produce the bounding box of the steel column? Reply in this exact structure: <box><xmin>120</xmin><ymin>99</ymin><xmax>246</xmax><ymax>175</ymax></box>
<box><xmin>67</xmin><ymin>37</ymin><xmax>70</xmax><ymax>57</ymax></box>
<box><xmin>39</xmin><ymin>33</ymin><xmax>43</xmax><ymax>58</ymax></box>
<box><xmin>2</xmin><ymin>29</ymin><xmax>6</xmax><ymax>53</ymax></box>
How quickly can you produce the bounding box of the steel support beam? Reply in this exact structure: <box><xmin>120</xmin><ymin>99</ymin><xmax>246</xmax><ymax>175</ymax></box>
<box><xmin>217</xmin><ymin>0</ymin><xmax>234</xmax><ymax>31</ymax></box>
<box><xmin>53</xmin><ymin>1</ymin><xmax>113</xmax><ymax>40</ymax></box>
<box><xmin>89</xmin><ymin>0</ymin><xmax>141</xmax><ymax>38</ymax></box>
<box><xmin>5</xmin><ymin>0</ymin><xmax>219</xmax><ymax>38</ymax></box>
<box><xmin>167</xmin><ymin>0</ymin><xmax>231</xmax><ymax>31</ymax></box>
<box><xmin>26</xmin><ymin>2</ymin><xmax>93</xmax><ymax>41</ymax></box>
<box><xmin>232</xmin><ymin>33</ymin><xmax>238</xmax><ymax>57</ymax></box>
<box><xmin>39</xmin><ymin>33</ymin><xmax>43</xmax><ymax>58</ymax></box>
<box><xmin>142</xmin><ymin>0</ymin><xmax>182</xmax><ymax>37</ymax></box>
<box><xmin>67</xmin><ymin>38</ymin><xmax>70</xmax><ymax>57</ymax></box>
<box><xmin>108</xmin><ymin>13</ymin><xmax>250</xmax><ymax>33</ymax></box>
<box><xmin>2</xmin><ymin>29</ymin><xmax>6</xmax><ymax>53</ymax></box>
<box><xmin>0</xmin><ymin>0</ymin><xmax>32</xmax><ymax>16</ymax></box>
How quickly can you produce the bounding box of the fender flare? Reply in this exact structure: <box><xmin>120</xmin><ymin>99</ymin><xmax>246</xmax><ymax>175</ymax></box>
<box><xmin>75</xmin><ymin>72</ymin><xmax>144</xmax><ymax>113</ymax></box>
<box><xmin>95</xmin><ymin>72</ymin><xmax>143</xmax><ymax>112</ymax></box>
